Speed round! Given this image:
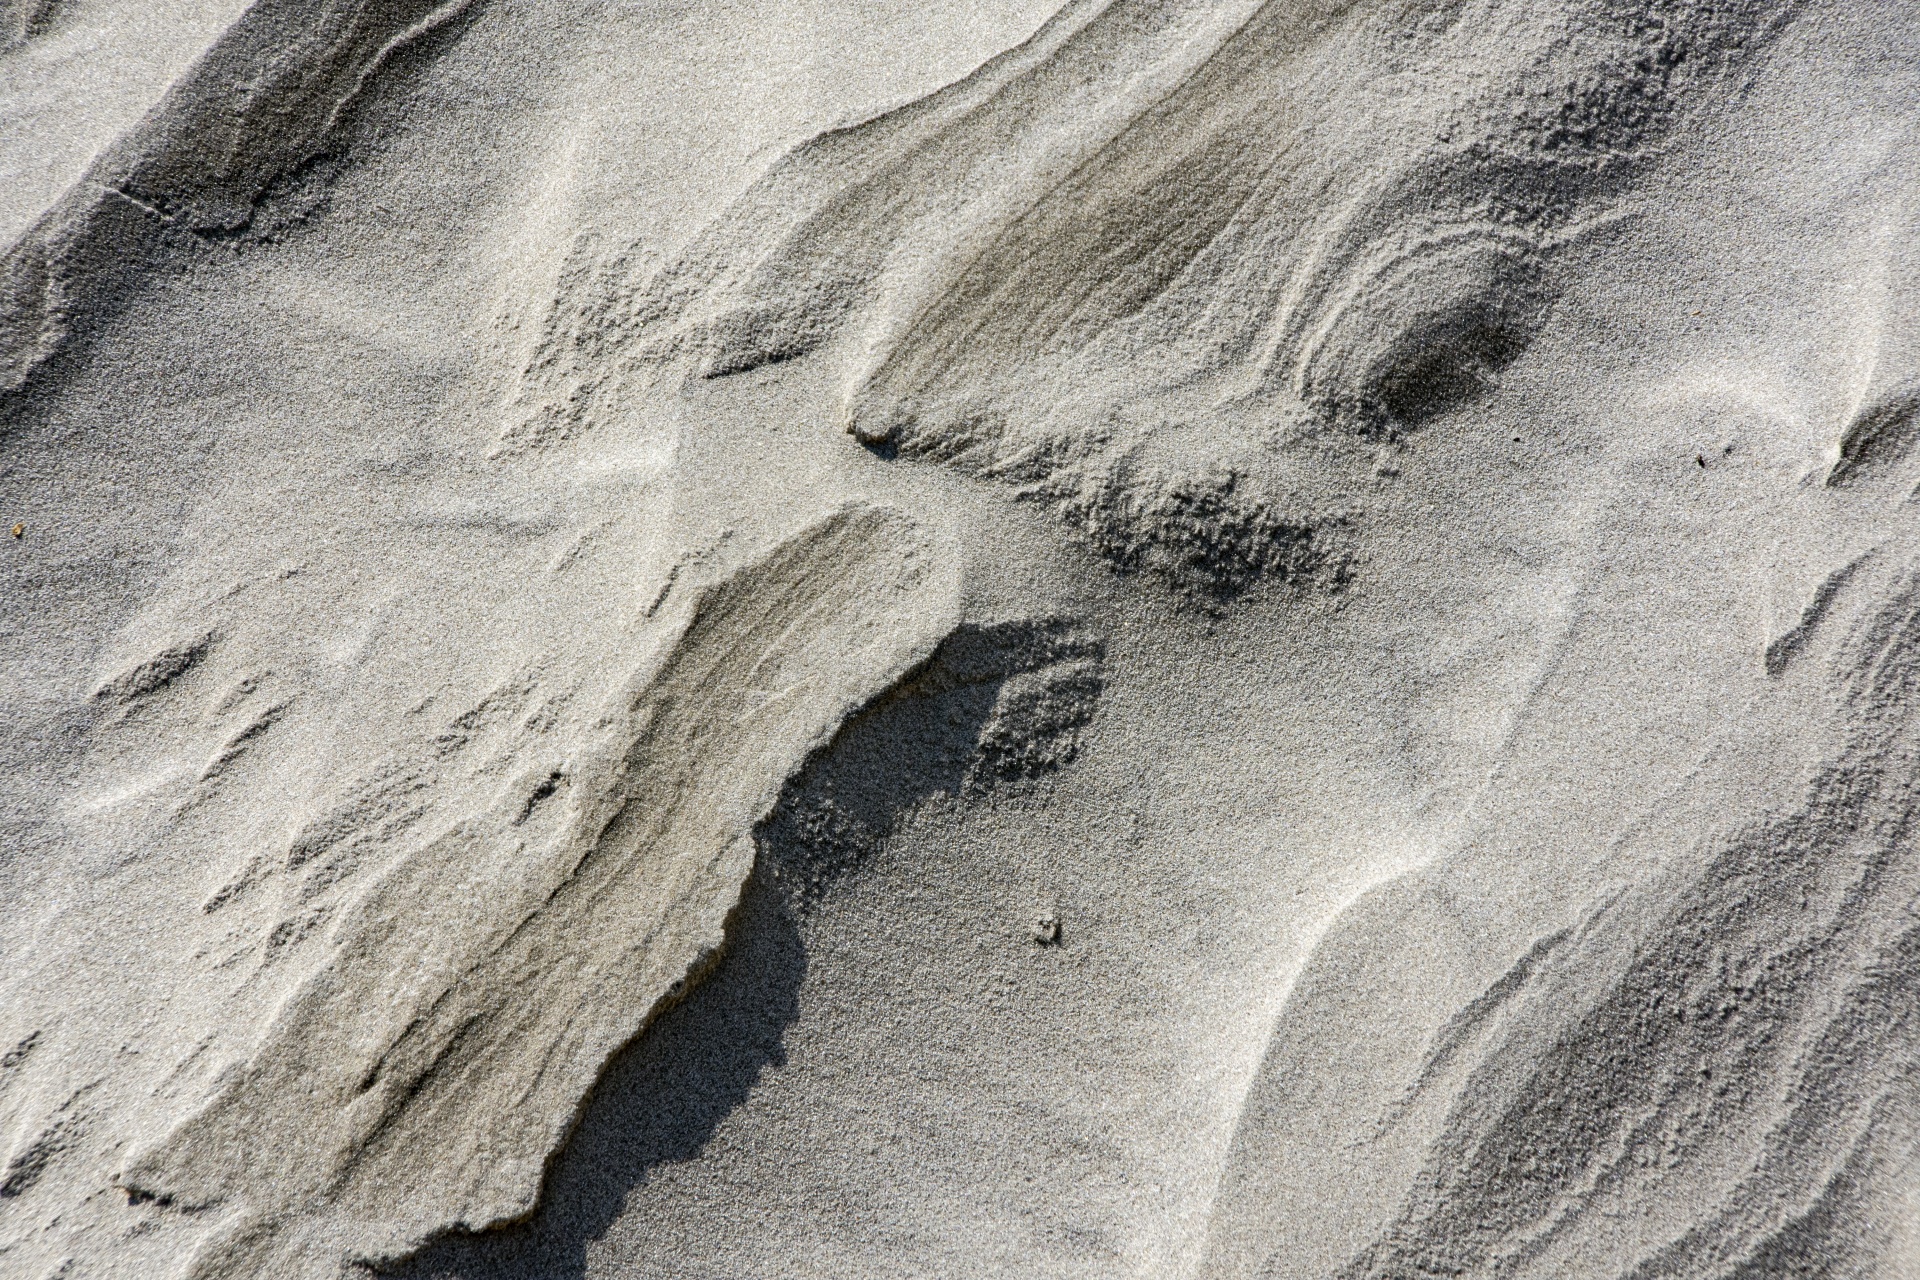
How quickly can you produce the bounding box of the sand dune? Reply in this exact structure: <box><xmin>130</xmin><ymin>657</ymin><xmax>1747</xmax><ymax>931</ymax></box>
<box><xmin>2</xmin><ymin>0</ymin><xmax>1918</xmax><ymax>1277</ymax></box>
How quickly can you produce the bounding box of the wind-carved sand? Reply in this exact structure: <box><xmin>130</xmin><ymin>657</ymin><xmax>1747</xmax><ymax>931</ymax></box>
<box><xmin>3</xmin><ymin>0</ymin><xmax>1920</xmax><ymax>1277</ymax></box>
<box><xmin>110</xmin><ymin>504</ymin><xmax>961</xmax><ymax>1276</ymax></box>
<box><xmin>524</xmin><ymin>0</ymin><xmax>1794</xmax><ymax>602</ymax></box>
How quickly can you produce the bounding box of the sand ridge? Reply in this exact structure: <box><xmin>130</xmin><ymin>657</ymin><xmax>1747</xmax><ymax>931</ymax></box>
<box><xmin>2</xmin><ymin>0</ymin><xmax>1919</xmax><ymax>1277</ymax></box>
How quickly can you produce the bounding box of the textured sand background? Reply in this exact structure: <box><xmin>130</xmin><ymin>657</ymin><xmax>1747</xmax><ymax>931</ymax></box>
<box><xmin>3</xmin><ymin>1</ymin><xmax>1919</xmax><ymax>1277</ymax></box>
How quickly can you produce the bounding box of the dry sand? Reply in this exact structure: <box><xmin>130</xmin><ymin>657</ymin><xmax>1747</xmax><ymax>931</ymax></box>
<box><xmin>2</xmin><ymin>1</ymin><xmax>1918</xmax><ymax>1276</ymax></box>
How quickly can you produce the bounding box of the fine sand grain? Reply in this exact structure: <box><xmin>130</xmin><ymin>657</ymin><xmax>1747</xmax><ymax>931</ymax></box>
<box><xmin>3</xmin><ymin>2</ymin><xmax>1919</xmax><ymax>1277</ymax></box>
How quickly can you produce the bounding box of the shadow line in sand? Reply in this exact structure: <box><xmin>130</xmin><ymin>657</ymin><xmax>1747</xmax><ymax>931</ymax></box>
<box><xmin>391</xmin><ymin>620</ymin><xmax>1100</xmax><ymax>1278</ymax></box>
<box><xmin>389</xmin><ymin>864</ymin><xmax>808</xmax><ymax>1280</ymax></box>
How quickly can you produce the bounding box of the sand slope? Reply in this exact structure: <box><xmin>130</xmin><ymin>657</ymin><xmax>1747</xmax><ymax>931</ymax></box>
<box><xmin>3</xmin><ymin>0</ymin><xmax>1919</xmax><ymax>1277</ymax></box>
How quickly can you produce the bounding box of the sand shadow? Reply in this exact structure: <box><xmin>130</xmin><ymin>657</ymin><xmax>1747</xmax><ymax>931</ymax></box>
<box><xmin>387</xmin><ymin>864</ymin><xmax>807</xmax><ymax>1280</ymax></box>
<box><xmin>386</xmin><ymin>621</ymin><xmax>1100</xmax><ymax>1278</ymax></box>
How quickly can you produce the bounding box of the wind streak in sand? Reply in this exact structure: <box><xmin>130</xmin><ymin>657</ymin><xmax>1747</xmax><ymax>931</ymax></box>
<box><xmin>1327</xmin><ymin>560</ymin><xmax>1920</xmax><ymax>1279</ymax></box>
<box><xmin>0</xmin><ymin>0</ymin><xmax>480</xmax><ymax>399</ymax></box>
<box><xmin>118</xmin><ymin>504</ymin><xmax>961</xmax><ymax>1279</ymax></box>
<box><xmin>527</xmin><ymin>0</ymin><xmax>1800</xmax><ymax>606</ymax></box>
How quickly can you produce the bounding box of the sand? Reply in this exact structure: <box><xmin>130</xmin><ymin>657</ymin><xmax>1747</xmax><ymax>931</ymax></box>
<box><xmin>2</xmin><ymin>0</ymin><xmax>1918</xmax><ymax>1276</ymax></box>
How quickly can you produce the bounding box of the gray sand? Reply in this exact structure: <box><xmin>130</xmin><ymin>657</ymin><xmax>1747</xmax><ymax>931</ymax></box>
<box><xmin>2</xmin><ymin>1</ymin><xmax>1919</xmax><ymax>1276</ymax></box>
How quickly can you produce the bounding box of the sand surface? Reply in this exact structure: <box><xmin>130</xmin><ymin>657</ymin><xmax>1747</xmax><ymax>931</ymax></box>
<box><xmin>2</xmin><ymin>1</ymin><xmax>1919</xmax><ymax>1276</ymax></box>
